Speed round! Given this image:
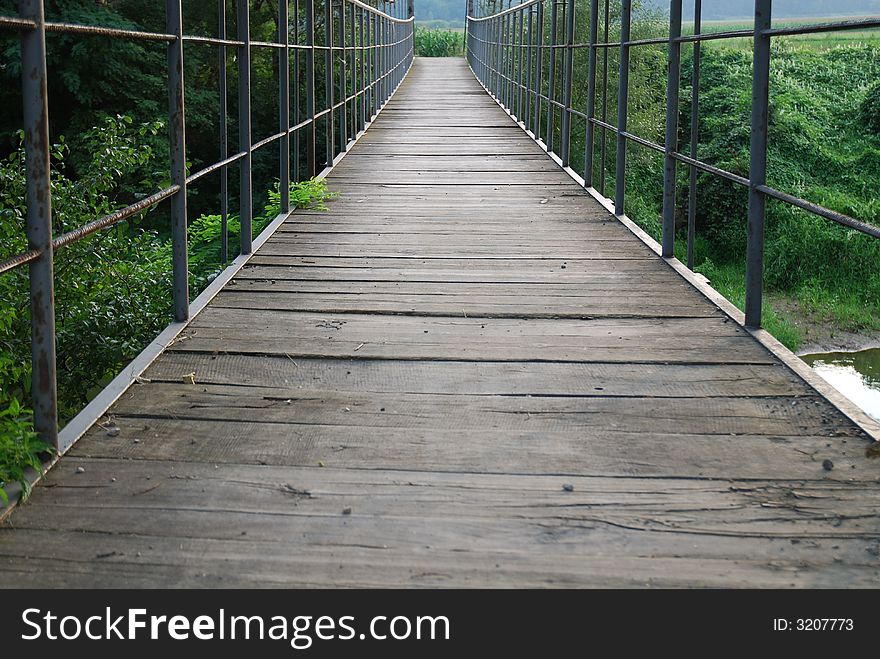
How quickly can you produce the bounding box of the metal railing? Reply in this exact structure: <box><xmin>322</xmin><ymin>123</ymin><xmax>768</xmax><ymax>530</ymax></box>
<box><xmin>0</xmin><ymin>0</ymin><xmax>414</xmax><ymax>449</ymax></box>
<box><xmin>466</xmin><ymin>0</ymin><xmax>880</xmax><ymax>326</ymax></box>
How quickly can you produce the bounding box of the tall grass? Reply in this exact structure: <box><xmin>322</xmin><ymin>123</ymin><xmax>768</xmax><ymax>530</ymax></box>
<box><xmin>415</xmin><ymin>27</ymin><xmax>465</xmax><ymax>57</ymax></box>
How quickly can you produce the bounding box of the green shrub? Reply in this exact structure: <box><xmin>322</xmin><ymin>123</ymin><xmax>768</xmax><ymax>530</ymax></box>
<box><xmin>0</xmin><ymin>116</ymin><xmax>334</xmax><ymax>500</ymax></box>
<box><xmin>860</xmin><ymin>80</ymin><xmax>880</xmax><ymax>135</ymax></box>
<box><xmin>415</xmin><ymin>27</ymin><xmax>465</xmax><ymax>57</ymax></box>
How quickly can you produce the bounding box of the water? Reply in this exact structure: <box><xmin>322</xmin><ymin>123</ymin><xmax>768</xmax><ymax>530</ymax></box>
<box><xmin>800</xmin><ymin>348</ymin><xmax>880</xmax><ymax>422</ymax></box>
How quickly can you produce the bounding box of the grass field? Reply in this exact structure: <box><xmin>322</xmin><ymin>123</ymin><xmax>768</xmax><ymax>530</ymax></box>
<box><xmin>692</xmin><ymin>16</ymin><xmax>880</xmax><ymax>49</ymax></box>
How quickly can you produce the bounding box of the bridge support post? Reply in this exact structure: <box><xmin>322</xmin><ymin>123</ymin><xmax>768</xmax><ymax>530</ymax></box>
<box><xmin>583</xmin><ymin>0</ymin><xmax>599</xmax><ymax>186</ymax></box>
<box><xmin>408</xmin><ymin>0</ymin><xmax>415</xmax><ymax>20</ymax></box>
<box><xmin>687</xmin><ymin>0</ymin><xmax>703</xmax><ymax>270</ymax></box>
<box><xmin>745</xmin><ymin>0</ymin><xmax>772</xmax><ymax>329</ymax></box>
<box><xmin>324</xmin><ymin>0</ymin><xmax>334</xmax><ymax>167</ymax></box>
<box><xmin>661</xmin><ymin>0</ymin><xmax>682</xmax><ymax>258</ymax></box>
<box><xmin>545</xmin><ymin>0</ymin><xmax>559</xmax><ymax>150</ymax></box>
<box><xmin>532</xmin><ymin>2</ymin><xmax>544</xmax><ymax>138</ymax></box>
<box><xmin>279</xmin><ymin>0</ymin><xmax>291</xmax><ymax>214</ymax></box>
<box><xmin>306</xmin><ymin>0</ymin><xmax>316</xmax><ymax>176</ymax></box>
<box><xmin>167</xmin><ymin>0</ymin><xmax>189</xmax><ymax>322</ymax></box>
<box><xmin>614</xmin><ymin>0</ymin><xmax>632</xmax><ymax>215</ymax></box>
<box><xmin>20</xmin><ymin>0</ymin><xmax>59</xmax><ymax>449</ymax></box>
<box><xmin>559</xmin><ymin>0</ymin><xmax>576</xmax><ymax>167</ymax></box>
<box><xmin>237</xmin><ymin>0</ymin><xmax>253</xmax><ymax>254</ymax></box>
<box><xmin>338</xmin><ymin>0</ymin><xmax>348</xmax><ymax>153</ymax></box>
<box><xmin>219</xmin><ymin>0</ymin><xmax>229</xmax><ymax>263</ymax></box>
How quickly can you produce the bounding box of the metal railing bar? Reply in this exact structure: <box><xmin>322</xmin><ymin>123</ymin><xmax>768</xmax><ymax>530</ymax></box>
<box><xmin>186</xmin><ymin>151</ymin><xmax>247</xmax><ymax>185</ymax></box>
<box><xmin>763</xmin><ymin>17</ymin><xmax>880</xmax><ymax>37</ymax></box>
<box><xmin>467</xmin><ymin>0</ymin><xmax>542</xmax><ymax>22</ymax></box>
<box><xmin>43</xmin><ymin>21</ymin><xmax>175</xmax><ymax>41</ymax></box>
<box><xmin>756</xmin><ymin>184</ymin><xmax>880</xmax><ymax>239</ymax></box>
<box><xmin>0</xmin><ymin>16</ymin><xmax>36</xmax><ymax>30</ymax></box>
<box><xmin>53</xmin><ymin>186</ymin><xmax>180</xmax><ymax>251</ymax></box>
<box><xmin>251</xmin><ymin>129</ymin><xmax>287</xmax><ymax>153</ymax></box>
<box><xmin>182</xmin><ymin>35</ymin><xmax>245</xmax><ymax>47</ymax></box>
<box><xmin>0</xmin><ymin>249</ymin><xmax>41</xmax><ymax>276</ymax></box>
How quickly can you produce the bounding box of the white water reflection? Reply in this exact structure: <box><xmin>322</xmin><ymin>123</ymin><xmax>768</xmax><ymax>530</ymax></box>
<box><xmin>801</xmin><ymin>349</ymin><xmax>880</xmax><ymax>422</ymax></box>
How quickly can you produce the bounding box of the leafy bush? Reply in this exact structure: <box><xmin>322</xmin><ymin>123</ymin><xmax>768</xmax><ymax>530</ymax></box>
<box><xmin>415</xmin><ymin>27</ymin><xmax>465</xmax><ymax>57</ymax></box>
<box><xmin>860</xmin><ymin>80</ymin><xmax>880</xmax><ymax>135</ymax></box>
<box><xmin>0</xmin><ymin>399</ymin><xmax>52</xmax><ymax>504</ymax></box>
<box><xmin>0</xmin><ymin>116</ymin><xmax>334</xmax><ymax>501</ymax></box>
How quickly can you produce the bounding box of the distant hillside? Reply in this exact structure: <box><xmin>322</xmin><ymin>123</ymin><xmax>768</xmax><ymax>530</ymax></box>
<box><xmin>415</xmin><ymin>0</ymin><xmax>465</xmax><ymax>26</ymax></box>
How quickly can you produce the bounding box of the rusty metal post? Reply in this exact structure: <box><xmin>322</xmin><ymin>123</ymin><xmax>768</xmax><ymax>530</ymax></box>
<box><xmin>20</xmin><ymin>0</ymin><xmax>58</xmax><ymax>449</ymax></box>
<box><xmin>745</xmin><ymin>0</ymin><xmax>772</xmax><ymax>328</ymax></box>
<box><xmin>167</xmin><ymin>0</ymin><xmax>188</xmax><ymax>322</ymax></box>
<box><xmin>687</xmin><ymin>0</ymin><xmax>702</xmax><ymax>270</ymax></box>
<box><xmin>661</xmin><ymin>0</ymin><xmax>683</xmax><ymax>258</ymax></box>
<box><xmin>306</xmin><ymin>0</ymin><xmax>316</xmax><ymax>176</ymax></box>
<box><xmin>614</xmin><ymin>0</ymin><xmax>632</xmax><ymax>215</ymax></box>
<box><xmin>219</xmin><ymin>0</ymin><xmax>229</xmax><ymax>263</ymax></box>
<box><xmin>338</xmin><ymin>0</ymin><xmax>348</xmax><ymax>152</ymax></box>
<box><xmin>559</xmin><ymin>0</ymin><xmax>576</xmax><ymax>166</ymax></box>
<box><xmin>324</xmin><ymin>0</ymin><xmax>335</xmax><ymax>167</ymax></box>
<box><xmin>237</xmin><ymin>0</ymin><xmax>253</xmax><ymax>254</ymax></box>
<box><xmin>584</xmin><ymin>0</ymin><xmax>599</xmax><ymax>186</ymax></box>
<box><xmin>280</xmin><ymin>0</ymin><xmax>291</xmax><ymax>213</ymax></box>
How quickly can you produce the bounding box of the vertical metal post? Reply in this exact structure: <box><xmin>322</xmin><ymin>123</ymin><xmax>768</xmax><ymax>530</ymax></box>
<box><xmin>493</xmin><ymin>15</ymin><xmax>500</xmax><ymax>94</ymax></box>
<box><xmin>687</xmin><ymin>0</ymin><xmax>702</xmax><ymax>269</ymax></box>
<box><xmin>661</xmin><ymin>0</ymin><xmax>682</xmax><ymax>257</ymax></box>
<box><xmin>372</xmin><ymin>12</ymin><xmax>378</xmax><ymax>116</ymax></box>
<box><xmin>219</xmin><ymin>0</ymin><xmax>229</xmax><ymax>263</ymax></box>
<box><xmin>598</xmin><ymin>0</ymin><xmax>609</xmax><ymax>192</ymax></box>
<box><xmin>532</xmin><ymin>1</ymin><xmax>544</xmax><ymax>138</ymax></box>
<box><xmin>517</xmin><ymin>9</ymin><xmax>525</xmax><ymax>120</ymax></box>
<box><xmin>306</xmin><ymin>0</ymin><xmax>316</xmax><ymax>176</ymax></box>
<box><xmin>20</xmin><ymin>0</ymin><xmax>58</xmax><ymax>448</ymax></box>
<box><xmin>294</xmin><ymin>0</ymin><xmax>301</xmax><ymax>181</ymax></box>
<box><xmin>280</xmin><ymin>0</ymin><xmax>291</xmax><ymax>213</ymax></box>
<box><xmin>508</xmin><ymin>12</ymin><xmax>515</xmax><ymax>110</ymax></box>
<box><xmin>408</xmin><ymin>0</ymin><xmax>414</xmax><ymax>19</ymax></box>
<box><xmin>167</xmin><ymin>0</ymin><xmax>189</xmax><ymax>322</ymax></box>
<box><xmin>584</xmin><ymin>0</ymin><xmax>599</xmax><ymax>186</ymax></box>
<box><xmin>359</xmin><ymin>7</ymin><xmax>366</xmax><ymax>129</ymax></box>
<box><xmin>338</xmin><ymin>0</ymin><xmax>348</xmax><ymax>152</ymax></box>
<box><xmin>745</xmin><ymin>0</ymin><xmax>771</xmax><ymax>329</ymax></box>
<box><xmin>237</xmin><ymin>0</ymin><xmax>253</xmax><ymax>254</ymax></box>
<box><xmin>559</xmin><ymin>0</ymin><xmax>575</xmax><ymax>166</ymax></box>
<box><xmin>525</xmin><ymin>5</ymin><xmax>534</xmax><ymax>130</ymax></box>
<box><xmin>324</xmin><ymin>0</ymin><xmax>335</xmax><ymax>167</ymax></box>
<box><xmin>614</xmin><ymin>0</ymin><xmax>632</xmax><ymax>215</ymax></box>
<box><xmin>349</xmin><ymin>1</ymin><xmax>356</xmax><ymax>139</ymax></box>
<box><xmin>546</xmin><ymin>0</ymin><xmax>559</xmax><ymax>150</ymax></box>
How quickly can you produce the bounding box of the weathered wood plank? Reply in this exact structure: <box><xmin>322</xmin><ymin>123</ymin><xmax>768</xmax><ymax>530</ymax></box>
<box><xmin>1</xmin><ymin>56</ymin><xmax>877</xmax><ymax>589</ymax></box>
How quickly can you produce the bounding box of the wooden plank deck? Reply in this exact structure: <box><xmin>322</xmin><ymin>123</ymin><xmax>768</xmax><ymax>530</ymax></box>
<box><xmin>2</xmin><ymin>57</ymin><xmax>879</xmax><ymax>587</ymax></box>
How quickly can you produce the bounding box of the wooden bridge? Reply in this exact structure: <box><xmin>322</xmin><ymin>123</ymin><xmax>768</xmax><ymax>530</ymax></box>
<box><xmin>2</xmin><ymin>57</ymin><xmax>879</xmax><ymax>588</ymax></box>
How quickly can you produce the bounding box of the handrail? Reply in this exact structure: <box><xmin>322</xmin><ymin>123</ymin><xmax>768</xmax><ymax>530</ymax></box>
<box><xmin>466</xmin><ymin>0</ymin><xmax>880</xmax><ymax>329</ymax></box>
<box><xmin>0</xmin><ymin>0</ymin><xmax>415</xmax><ymax>449</ymax></box>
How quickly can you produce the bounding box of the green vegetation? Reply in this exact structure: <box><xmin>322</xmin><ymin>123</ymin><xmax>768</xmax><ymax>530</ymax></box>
<box><xmin>0</xmin><ymin>396</ymin><xmax>52</xmax><ymax>504</ymax></box>
<box><xmin>682</xmin><ymin>43</ymin><xmax>880</xmax><ymax>348</ymax></box>
<box><xmin>554</xmin><ymin>4</ymin><xmax>880</xmax><ymax>352</ymax></box>
<box><xmin>415</xmin><ymin>26</ymin><xmax>465</xmax><ymax>57</ymax></box>
<box><xmin>0</xmin><ymin>0</ymin><xmax>342</xmax><ymax>499</ymax></box>
<box><xmin>0</xmin><ymin>117</ymin><xmax>333</xmax><ymax>501</ymax></box>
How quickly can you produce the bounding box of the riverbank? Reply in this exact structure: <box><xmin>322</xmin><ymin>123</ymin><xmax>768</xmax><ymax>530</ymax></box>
<box><xmin>768</xmin><ymin>293</ymin><xmax>880</xmax><ymax>356</ymax></box>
